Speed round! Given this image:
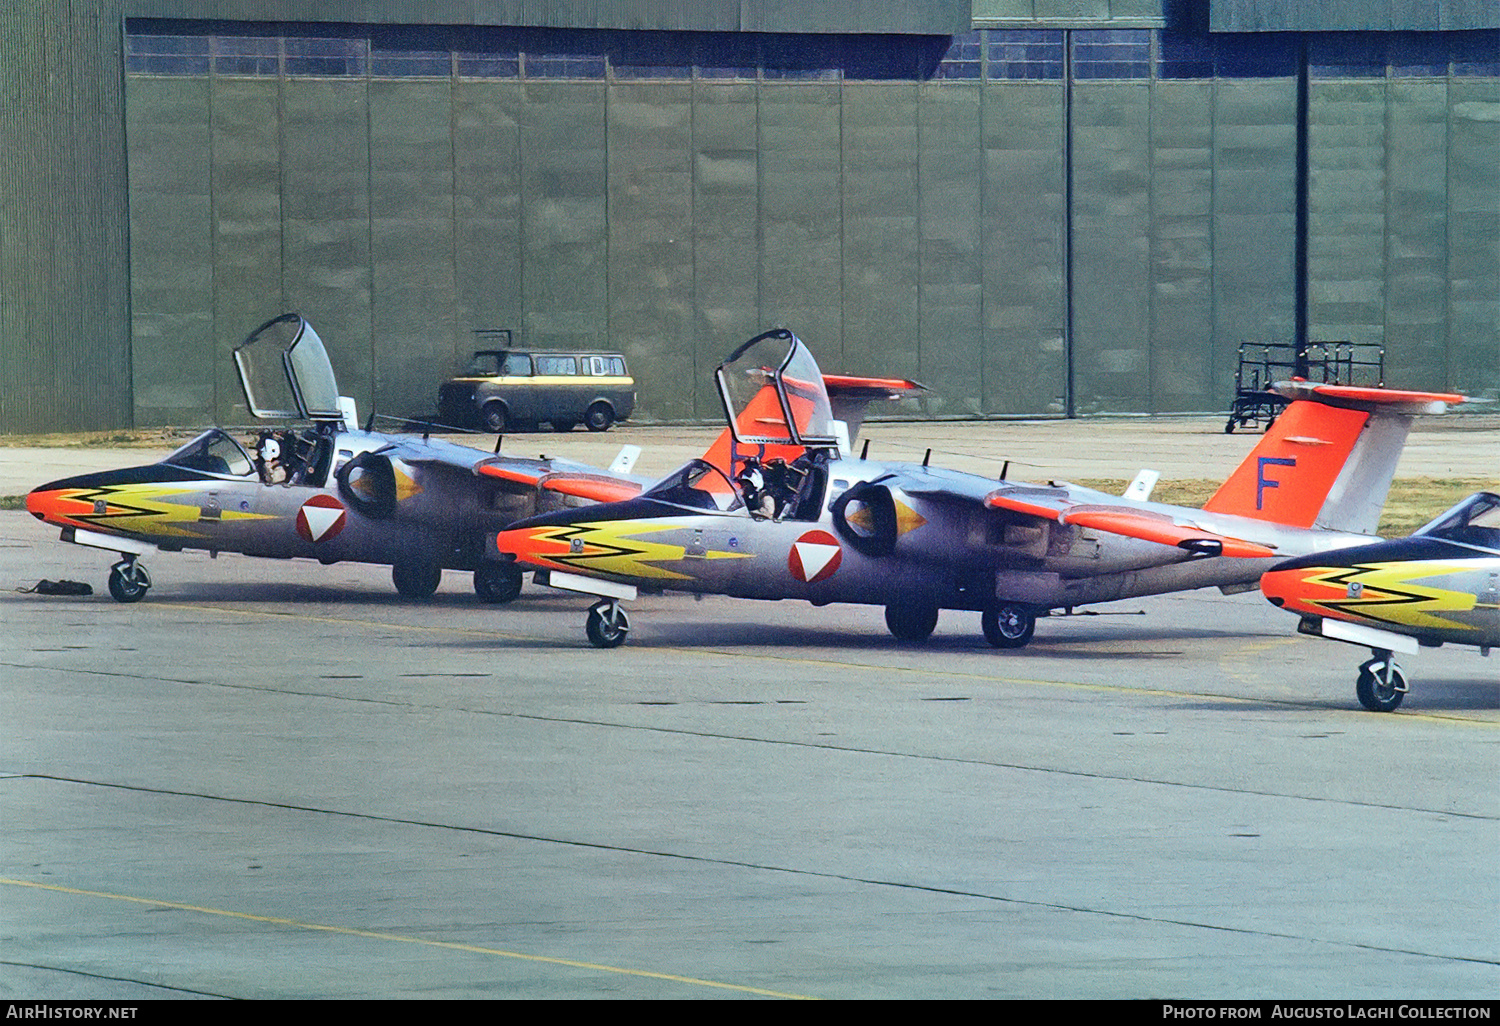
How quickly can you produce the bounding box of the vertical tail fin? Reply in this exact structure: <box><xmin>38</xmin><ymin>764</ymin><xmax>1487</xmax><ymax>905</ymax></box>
<box><xmin>1202</xmin><ymin>383</ymin><xmax>1464</xmax><ymax>535</ymax></box>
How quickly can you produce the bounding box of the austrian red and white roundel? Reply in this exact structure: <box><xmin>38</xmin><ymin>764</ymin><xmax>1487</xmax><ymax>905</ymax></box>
<box><xmin>296</xmin><ymin>494</ymin><xmax>347</xmax><ymax>543</ymax></box>
<box><xmin>788</xmin><ymin>529</ymin><xmax>842</xmax><ymax>584</ymax></box>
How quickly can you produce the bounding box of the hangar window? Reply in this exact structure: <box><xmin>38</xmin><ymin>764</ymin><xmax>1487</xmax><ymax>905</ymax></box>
<box><xmin>284</xmin><ymin>36</ymin><xmax>368</xmax><ymax>77</ymax></box>
<box><xmin>524</xmin><ymin>53</ymin><xmax>606</xmax><ymax>78</ymax></box>
<box><xmin>371</xmin><ymin>49</ymin><xmax>451</xmax><ymax>78</ymax></box>
<box><xmin>457</xmin><ymin>52</ymin><xmax>520</xmax><ymax>78</ymax></box>
<box><xmin>934</xmin><ymin>31</ymin><xmax>982</xmax><ymax>80</ymax></box>
<box><xmin>126</xmin><ymin>34</ymin><xmax>209</xmax><ymax>75</ymax></box>
<box><xmin>1072</xmin><ymin>30</ymin><xmax>1152</xmax><ymax>80</ymax></box>
<box><xmin>986</xmin><ymin>31</ymin><xmax>1064</xmax><ymax>81</ymax></box>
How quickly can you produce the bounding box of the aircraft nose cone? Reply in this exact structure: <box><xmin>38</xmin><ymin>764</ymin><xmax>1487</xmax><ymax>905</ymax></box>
<box><xmin>1259</xmin><ymin>566</ymin><xmax>1312</xmax><ymax>614</ymax></box>
<box><xmin>25</xmin><ymin>487</ymin><xmax>61</xmax><ymax>522</ymax></box>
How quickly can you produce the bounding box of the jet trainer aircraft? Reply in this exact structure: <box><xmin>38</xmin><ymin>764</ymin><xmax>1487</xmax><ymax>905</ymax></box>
<box><xmin>25</xmin><ymin>314</ymin><xmax>648</xmax><ymax>603</ymax></box>
<box><xmin>497</xmin><ymin>328</ymin><xmax>1465</xmax><ymax>649</ymax></box>
<box><xmin>1260</xmin><ymin>491</ymin><xmax>1499</xmax><ymax>711</ymax></box>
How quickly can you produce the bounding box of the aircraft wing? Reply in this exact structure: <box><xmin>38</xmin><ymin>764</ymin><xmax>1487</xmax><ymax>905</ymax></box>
<box><xmin>894</xmin><ymin>470</ymin><xmax>1275</xmax><ymax>558</ymax></box>
<box><xmin>475</xmin><ymin>460</ymin><xmax>643</xmax><ymax>503</ymax></box>
<box><xmin>982</xmin><ymin>490</ymin><xmax>1277</xmax><ymax>558</ymax></box>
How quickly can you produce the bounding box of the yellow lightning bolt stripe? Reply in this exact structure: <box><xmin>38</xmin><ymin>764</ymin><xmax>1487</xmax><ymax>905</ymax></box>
<box><xmin>56</xmin><ymin>485</ymin><xmax>275</xmax><ymax>538</ymax></box>
<box><xmin>1302</xmin><ymin>560</ymin><xmax>1482</xmax><ymax>632</ymax></box>
<box><xmin>537</xmin><ymin>519</ymin><xmax>753</xmax><ymax>582</ymax></box>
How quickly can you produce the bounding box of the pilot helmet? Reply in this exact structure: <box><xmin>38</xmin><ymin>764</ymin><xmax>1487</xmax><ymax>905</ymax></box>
<box><xmin>259</xmin><ymin>437</ymin><xmax>281</xmax><ymax>461</ymax></box>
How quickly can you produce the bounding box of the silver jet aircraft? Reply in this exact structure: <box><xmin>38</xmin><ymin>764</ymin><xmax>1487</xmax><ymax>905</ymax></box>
<box><xmin>25</xmin><ymin>313</ymin><xmax>647</xmax><ymax>602</ymax></box>
<box><xmin>497</xmin><ymin>328</ymin><xmax>1465</xmax><ymax>648</ymax></box>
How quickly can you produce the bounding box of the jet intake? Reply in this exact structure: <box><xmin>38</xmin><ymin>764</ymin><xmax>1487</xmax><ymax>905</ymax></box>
<box><xmin>337</xmin><ymin>452</ymin><xmax>397</xmax><ymax>518</ymax></box>
<box><xmin>831</xmin><ymin>481</ymin><xmax>898</xmax><ymax>557</ymax></box>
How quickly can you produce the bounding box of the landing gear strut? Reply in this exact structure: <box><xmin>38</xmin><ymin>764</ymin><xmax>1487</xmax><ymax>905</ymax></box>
<box><xmin>585</xmin><ymin>599</ymin><xmax>630</xmax><ymax>648</ymax></box>
<box><xmin>1355</xmin><ymin>650</ymin><xmax>1407</xmax><ymax>712</ymax></box>
<box><xmin>107</xmin><ymin>556</ymin><xmax>152</xmax><ymax>603</ymax></box>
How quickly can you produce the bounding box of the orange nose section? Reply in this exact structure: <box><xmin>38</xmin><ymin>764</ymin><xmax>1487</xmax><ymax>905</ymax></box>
<box><xmin>25</xmin><ymin>488</ymin><xmax>77</xmax><ymax>524</ymax></box>
<box><xmin>1259</xmin><ymin>566</ymin><xmax>1323</xmax><ymax>616</ymax></box>
<box><xmin>496</xmin><ymin>525</ymin><xmax>572</xmax><ymax>570</ymax></box>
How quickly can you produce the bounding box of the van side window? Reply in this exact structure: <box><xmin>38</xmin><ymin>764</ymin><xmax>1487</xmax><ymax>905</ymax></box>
<box><xmin>536</xmin><ymin>355</ymin><xmax>578</xmax><ymax>376</ymax></box>
<box><xmin>608</xmin><ymin>357</ymin><xmax>626</xmax><ymax>376</ymax></box>
<box><xmin>501</xmin><ymin>354</ymin><xmax>532</xmax><ymax>376</ymax></box>
<box><xmin>589</xmin><ymin>356</ymin><xmax>607</xmax><ymax>376</ymax></box>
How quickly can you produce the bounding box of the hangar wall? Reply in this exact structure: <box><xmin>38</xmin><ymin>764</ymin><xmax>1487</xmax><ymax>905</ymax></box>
<box><xmin>120</xmin><ymin>24</ymin><xmax>1499</xmax><ymax>427</ymax></box>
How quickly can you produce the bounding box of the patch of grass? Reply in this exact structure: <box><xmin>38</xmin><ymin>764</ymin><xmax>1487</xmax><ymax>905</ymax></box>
<box><xmin>0</xmin><ymin>429</ymin><xmax>186</xmax><ymax>448</ymax></box>
<box><xmin>0</xmin><ymin>495</ymin><xmax>25</xmax><ymax>510</ymax></box>
<box><xmin>1076</xmin><ymin>477</ymin><xmax>1497</xmax><ymax>538</ymax></box>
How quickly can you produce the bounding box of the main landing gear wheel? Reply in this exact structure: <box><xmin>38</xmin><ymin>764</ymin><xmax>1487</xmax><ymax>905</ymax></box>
<box><xmin>392</xmin><ymin>561</ymin><xmax>442</xmax><ymax>600</ymax></box>
<box><xmin>585</xmin><ymin>600</ymin><xmax>630</xmax><ymax>648</ymax></box>
<box><xmin>982</xmin><ymin>603</ymin><xmax>1035</xmax><ymax>649</ymax></box>
<box><xmin>107</xmin><ymin>559</ymin><xmax>152</xmax><ymax>603</ymax></box>
<box><xmin>885</xmin><ymin>603</ymin><xmax>939</xmax><ymax>642</ymax></box>
<box><xmin>1356</xmin><ymin>654</ymin><xmax>1407</xmax><ymax>713</ymax></box>
<box><xmin>474</xmin><ymin>562</ymin><xmax>524</xmax><ymax>604</ymax></box>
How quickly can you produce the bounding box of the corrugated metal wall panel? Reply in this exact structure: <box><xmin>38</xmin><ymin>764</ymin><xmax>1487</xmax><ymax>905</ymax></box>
<box><xmin>1210</xmin><ymin>79</ymin><xmax>1298</xmax><ymax>390</ymax></box>
<box><xmin>607</xmin><ymin>81</ymin><xmax>696</xmax><ymax>419</ymax></box>
<box><xmin>370</xmin><ymin>79</ymin><xmax>460</xmax><ymax>421</ymax></box>
<box><xmin>1070</xmin><ymin>82</ymin><xmax>1154</xmax><ymax>413</ymax></box>
<box><xmin>980</xmin><ymin>82</ymin><xmax>1068</xmax><ymax>415</ymax></box>
<box><xmin>1308</xmin><ymin>79</ymin><xmax>1390</xmax><ymax>351</ymax></box>
<box><xmin>1</xmin><ymin>2</ymin><xmax>133</xmax><ymax>435</ymax></box>
<box><xmin>278</xmin><ymin>78</ymin><xmax>374</xmax><ymax>416</ymax></box>
<box><xmin>1211</xmin><ymin>0</ymin><xmax>1500</xmax><ymax>32</ymax></box>
<box><xmin>917</xmin><ymin>84</ymin><xmax>985</xmax><ymax>415</ymax></box>
<box><xmin>453</xmin><ymin>79</ymin><xmax>525</xmax><ymax>382</ymax></box>
<box><xmin>689</xmin><ymin>82</ymin><xmax>760</xmax><ymax>417</ymax></box>
<box><xmin>841</xmin><ymin>84</ymin><xmax>921</xmax><ymax>386</ymax></box>
<box><xmin>1384</xmin><ymin>79</ymin><xmax>1452</xmax><ymax>389</ymax></box>
<box><xmin>1149</xmin><ymin>81</ymin><xmax>1216</xmax><ymax>412</ymax></box>
<box><xmin>127</xmin><ymin>76</ymin><xmax>215</xmax><ymax>427</ymax></box>
<box><xmin>758</xmin><ymin>84</ymin><xmax>844</xmax><ymax>361</ymax></box>
<box><xmin>211</xmin><ymin>78</ymin><xmax>284</xmax><ymax>424</ymax></box>
<box><xmin>1444</xmin><ymin>77</ymin><xmax>1500</xmax><ymax>397</ymax></box>
<box><xmin>519</xmin><ymin>82</ymin><xmax>609</xmax><ymax>354</ymax></box>
<box><xmin>124</xmin><ymin>0</ymin><xmax>971</xmax><ymax>34</ymax></box>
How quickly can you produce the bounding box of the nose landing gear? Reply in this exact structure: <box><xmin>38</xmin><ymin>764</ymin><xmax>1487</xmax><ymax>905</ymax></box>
<box><xmin>107</xmin><ymin>556</ymin><xmax>152</xmax><ymax>603</ymax></box>
<box><xmin>585</xmin><ymin>599</ymin><xmax>631</xmax><ymax>648</ymax></box>
<box><xmin>1355</xmin><ymin>650</ymin><xmax>1408</xmax><ymax>712</ymax></box>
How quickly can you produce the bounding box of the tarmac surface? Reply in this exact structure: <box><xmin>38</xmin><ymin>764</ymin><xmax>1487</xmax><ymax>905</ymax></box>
<box><xmin>1</xmin><ymin>417</ymin><xmax>1497</xmax><ymax>999</ymax></box>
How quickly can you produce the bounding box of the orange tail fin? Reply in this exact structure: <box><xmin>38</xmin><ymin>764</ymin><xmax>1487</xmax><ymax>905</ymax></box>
<box><xmin>1202</xmin><ymin>383</ymin><xmax>1464</xmax><ymax>534</ymax></box>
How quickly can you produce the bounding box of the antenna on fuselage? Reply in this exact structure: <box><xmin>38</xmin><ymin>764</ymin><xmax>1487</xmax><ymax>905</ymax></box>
<box><xmin>922</xmin><ymin>448</ymin><xmax>932</xmax><ymax>467</ymax></box>
<box><xmin>1000</xmin><ymin>460</ymin><xmax>1010</xmax><ymax>481</ymax></box>
<box><xmin>860</xmin><ymin>439</ymin><xmax>870</xmax><ymax>460</ymax></box>
<box><xmin>494</xmin><ymin>433</ymin><xmax>504</xmax><ymax>454</ymax></box>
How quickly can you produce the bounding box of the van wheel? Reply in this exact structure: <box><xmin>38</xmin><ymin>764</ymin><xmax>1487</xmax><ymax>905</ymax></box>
<box><xmin>481</xmin><ymin>401</ymin><xmax>507</xmax><ymax>433</ymax></box>
<box><xmin>585</xmin><ymin>403</ymin><xmax>614</xmax><ymax>432</ymax></box>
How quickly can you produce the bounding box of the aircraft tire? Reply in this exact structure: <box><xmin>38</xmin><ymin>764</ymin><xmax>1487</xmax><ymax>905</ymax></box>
<box><xmin>982</xmin><ymin>603</ymin><xmax>1035</xmax><ymax>649</ymax></box>
<box><xmin>107</xmin><ymin>563</ymin><xmax>151</xmax><ymax>603</ymax></box>
<box><xmin>586</xmin><ymin>601</ymin><xmax>629</xmax><ymax>648</ymax></box>
<box><xmin>885</xmin><ymin>603</ymin><xmax>938</xmax><ymax>642</ymax></box>
<box><xmin>1355</xmin><ymin>661</ymin><xmax>1406</xmax><ymax>712</ymax></box>
<box><xmin>474</xmin><ymin>562</ymin><xmax>524</xmax><ymax>604</ymax></box>
<box><xmin>392</xmin><ymin>561</ymin><xmax>442</xmax><ymax>600</ymax></box>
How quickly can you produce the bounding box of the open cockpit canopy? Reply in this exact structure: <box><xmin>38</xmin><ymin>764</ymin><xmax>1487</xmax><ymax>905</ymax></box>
<box><xmin>714</xmin><ymin>329</ymin><xmax>837</xmax><ymax>448</ymax></box>
<box><xmin>234</xmin><ymin>313</ymin><xmax>343</xmax><ymax>422</ymax></box>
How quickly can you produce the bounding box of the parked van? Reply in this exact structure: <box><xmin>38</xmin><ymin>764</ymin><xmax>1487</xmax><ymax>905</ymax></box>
<box><xmin>438</xmin><ymin>349</ymin><xmax>636</xmax><ymax>433</ymax></box>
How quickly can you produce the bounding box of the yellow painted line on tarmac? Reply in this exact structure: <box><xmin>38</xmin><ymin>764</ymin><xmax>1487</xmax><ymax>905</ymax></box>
<box><xmin>0</xmin><ymin>876</ymin><xmax>816</xmax><ymax>1000</ymax></box>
